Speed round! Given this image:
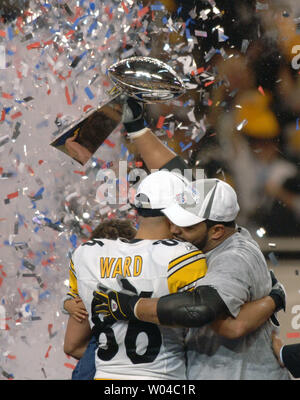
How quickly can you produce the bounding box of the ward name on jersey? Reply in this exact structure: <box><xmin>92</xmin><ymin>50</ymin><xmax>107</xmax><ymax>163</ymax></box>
<box><xmin>67</xmin><ymin>237</ymin><xmax>207</xmax><ymax>380</ymax></box>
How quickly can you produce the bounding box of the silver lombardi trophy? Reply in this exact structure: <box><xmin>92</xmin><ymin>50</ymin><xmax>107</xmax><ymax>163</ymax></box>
<box><xmin>50</xmin><ymin>57</ymin><xmax>186</xmax><ymax>165</ymax></box>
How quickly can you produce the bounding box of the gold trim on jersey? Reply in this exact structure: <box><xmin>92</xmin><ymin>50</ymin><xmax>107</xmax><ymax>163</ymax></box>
<box><xmin>167</xmin><ymin>253</ymin><xmax>207</xmax><ymax>294</ymax></box>
<box><xmin>67</xmin><ymin>259</ymin><xmax>79</xmax><ymax>297</ymax></box>
<box><xmin>168</xmin><ymin>250</ymin><xmax>204</xmax><ymax>272</ymax></box>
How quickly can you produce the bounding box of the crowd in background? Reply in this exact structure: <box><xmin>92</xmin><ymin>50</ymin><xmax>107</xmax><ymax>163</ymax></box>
<box><xmin>140</xmin><ymin>0</ymin><xmax>300</xmax><ymax>237</ymax></box>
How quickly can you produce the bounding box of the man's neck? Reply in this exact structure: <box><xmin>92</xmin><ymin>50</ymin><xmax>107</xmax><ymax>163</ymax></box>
<box><xmin>135</xmin><ymin>228</ymin><xmax>172</xmax><ymax>240</ymax></box>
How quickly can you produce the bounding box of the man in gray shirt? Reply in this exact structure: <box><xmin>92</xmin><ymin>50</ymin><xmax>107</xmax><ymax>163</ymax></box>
<box><xmin>91</xmin><ymin>99</ymin><xmax>290</xmax><ymax>379</ymax></box>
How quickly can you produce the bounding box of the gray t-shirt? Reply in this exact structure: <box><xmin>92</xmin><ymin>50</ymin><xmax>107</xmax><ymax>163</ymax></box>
<box><xmin>186</xmin><ymin>227</ymin><xmax>291</xmax><ymax>380</ymax></box>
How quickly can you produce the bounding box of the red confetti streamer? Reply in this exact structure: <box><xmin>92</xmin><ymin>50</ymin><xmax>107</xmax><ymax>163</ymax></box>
<box><xmin>0</xmin><ymin>109</ymin><xmax>5</xmax><ymax>122</ymax></box>
<box><xmin>73</xmin><ymin>170</ymin><xmax>86</xmax><ymax>175</ymax></box>
<box><xmin>48</xmin><ymin>323</ymin><xmax>53</xmax><ymax>337</ymax></box>
<box><xmin>7</xmin><ymin>191</ymin><xmax>19</xmax><ymax>199</ymax></box>
<box><xmin>122</xmin><ymin>34</ymin><xmax>127</xmax><ymax>48</ymax></box>
<box><xmin>65</xmin><ymin>86</ymin><xmax>72</xmax><ymax>105</ymax></box>
<box><xmin>121</xmin><ymin>1</ymin><xmax>129</xmax><ymax>14</ymax></box>
<box><xmin>83</xmin><ymin>104</ymin><xmax>92</xmax><ymax>112</ymax></box>
<box><xmin>38</xmin><ymin>160</ymin><xmax>44</xmax><ymax>165</ymax></box>
<box><xmin>191</xmin><ymin>67</ymin><xmax>204</xmax><ymax>76</ymax></box>
<box><xmin>204</xmin><ymin>80</ymin><xmax>215</xmax><ymax>87</ymax></box>
<box><xmin>70</xmin><ymin>7</ymin><xmax>84</xmax><ymax>23</ymax></box>
<box><xmin>16</xmin><ymin>17</ymin><xmax>24</xmax><ymax>34</ymax></box>
<box><xmin>286</xmin><ymin>332</ymin><xmax>300</xmax><ymax>339</ymax></box>
<box><xmin>11</xmin><ymin>111</ymin><xmax>22</xmax><ymax>120</ymax></box>
<box><xmin>138</xmin><ymin>6</ymin><xmax>149</xmax><ymax>18</ymax></box>
<box><xmin>6</xmin><ymin>354</ymin><xmax>16</xmax><ymax>360</ymax></box>
<box><xmin>166</xmin><ymin>129</ymin><xmax>173</xmax><ymax>138</ymax></box>
<box><xmin>64</xmin><ymin>30</ymin><xmax>75</xmax><ymax>38</ymax></box>
<box><xmin>64</xmin><ymin>363</ymin><xmax>76</xmax><ymax>370</ymax></box>
<box><xmin>17</xmin><ymin>288</ymin><xmax>24</xmax><ymax>299</ymax></box>
<box><xmin>104</xmin><ymin>6</ymin><xmax>113</xmax><ymax>20</ymax></box>
<box><xmin>27</xmin><ymin>165</ymin><xmax>34</xmax><ymax>176</ymax></box>
<box><xmin>26</xmin><ymin>42</ymin><xmax>41</xmax><ymax>50</ymax></box>
<box><xmin>258</xmin><ymin>85</ymin><xmax>265</xmax><ymax>96</ymax></box>
<box><xmin>81</xmin><ymin>224</ymin><xmax>93</xmax><ymax>233</ymax></box>
<box><xmin>0</xmin><ymin>276</ymin><xmax>3</xmax><ymax>288</ymax></box>
<box><xmin>44</xmin><ymin>345</ymin><xmax>52</xmax><ymax>358</ymax></box>
<box><xmin>103</xmin><ymin>139</ymin><xmax>115</xmax><ymax>148</ymax></box>
<box><xmin>43</xmin><ymin>40</ymin><xmax>53</xmax><ymax>47</ymax></box>
<box><xmin>156</xmin><ymin>116</ymin><xmax>165</xmax><ymax>129</ymax></box>
<box><xmin>2</xmin><ymin>92</ymin><xmax>13</xmax><ymax>99</ymax></box>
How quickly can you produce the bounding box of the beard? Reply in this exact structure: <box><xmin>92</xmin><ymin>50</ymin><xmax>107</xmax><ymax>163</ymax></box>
<box><xmin>192</xmin><ymin>233</ymin><xmax>209</xmax><ymax>251</ymax></box>
<box><xmin>172</xmin><ymin>232</ymin><xmax>209</xmax><ymax>251</ymax></box>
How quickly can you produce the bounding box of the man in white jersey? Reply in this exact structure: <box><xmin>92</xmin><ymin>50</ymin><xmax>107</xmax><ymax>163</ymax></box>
<box><xmin>67</xmin><ymin>170</ymin><xmax>207</xmax><ymax>380</ymax></box>
<box><xmin>91</xmin><ymin>98</ymin><xmax>290</xmax><ymax>380</ymax></box>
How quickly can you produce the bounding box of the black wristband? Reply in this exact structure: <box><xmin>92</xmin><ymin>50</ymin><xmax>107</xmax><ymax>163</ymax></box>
<box><xmin>269</xmin><ymin>292</ymin><xmax>284</xmax><ymax>313</ymax></box>
<box><xmin>123</xmin><ymin>118</ymin><xmax>146</xmax><ymax>134</ymax></box>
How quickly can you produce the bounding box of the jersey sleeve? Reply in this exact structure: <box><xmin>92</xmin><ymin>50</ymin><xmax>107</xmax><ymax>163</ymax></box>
<box><xmin>167</xmin><ymin>247</ymin><xmax>207</xmax><ymax>294</ymax></box>
<box><xmin>66</xmin><ymin>258</ymin><xmax>79</xmax><ymax>298</ymax></box>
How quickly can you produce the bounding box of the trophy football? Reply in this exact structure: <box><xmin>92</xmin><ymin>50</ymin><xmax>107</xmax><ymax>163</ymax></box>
<box><xmin>50</xmin><ymin>57</ymin><xmax>186</xmax><ymax>165</ymax></box>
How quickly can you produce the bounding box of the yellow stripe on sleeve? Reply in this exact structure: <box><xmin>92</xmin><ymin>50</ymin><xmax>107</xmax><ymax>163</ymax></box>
<box><xmin>168</xmin><ymin>250</ymin><xmax>203</xmax><ymax>272</ymax></box>
<box><xmin>167</xmin><ymin>256</ymin><xmax>207</xmax><ymax>294</ymax></box>
<box><xmin>67</xmin><ymin>259</ymin><xmax>78</xmax><ymax>297</ymax></box>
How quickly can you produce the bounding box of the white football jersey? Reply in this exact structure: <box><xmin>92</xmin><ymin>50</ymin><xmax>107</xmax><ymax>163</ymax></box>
<box><xmin>68</xmin><ymin>237</ymin><xmax>207</xmax><ymax>380</ymax></box>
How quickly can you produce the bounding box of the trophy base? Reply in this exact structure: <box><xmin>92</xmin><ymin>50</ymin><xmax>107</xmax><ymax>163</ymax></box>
<box><xmin>50</xmin><ymin>93</ymin><xmax>123</xmax><ymax>166</ymax></box>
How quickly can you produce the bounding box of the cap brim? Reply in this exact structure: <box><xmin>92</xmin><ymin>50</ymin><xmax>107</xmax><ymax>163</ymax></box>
<box><xmin>162</xmin><ymin>203</ymin><xmax>206</xmax><ymax>227</ymax></box>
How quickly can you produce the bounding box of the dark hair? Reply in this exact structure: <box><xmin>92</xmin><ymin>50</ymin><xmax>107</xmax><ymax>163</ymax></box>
<box><xmin>135</xmin><ymin>207</ymin><xmax>164</xmax><ymax>218</ymax></box>
<box><xmin>205</xmin><ymin>219</ymin><xmax>236</xmax><ymax>229</ymax></box>
<box><xmin>90</xmin><ymin>219</ymin><xmax>136</xmax><ymax>240</ymax></box>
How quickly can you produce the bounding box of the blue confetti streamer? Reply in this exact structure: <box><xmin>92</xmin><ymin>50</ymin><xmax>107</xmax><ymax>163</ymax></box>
<box><xmin>7</xmin><ymin>26</ymin><xmax>13</xmax><ymax>40</ymax></box>
<box><xmin>151</xmin><ymin>4</ymin><xmax>164</xmax><ymax>11</ymax></box>
<box><xmin>84</xmin><ymin>87</ymin><xmax>94</xmax><ymax>99</ymax></box>
<box><xmin>105</xmin><ymin>28</ymin><xmax>112</xmax><ymax>39</ymax></box>
<box><xmin>88</xmin><ymin>19</ymin><xmax>98</xmax><ymax>35</ymax></box>
<box><xmin>39</xmin><ymin>290</ymin><xmax>51</xmax><ymax>300</ymax></box>
<box><xmin>180</xmin><ymin>142</ymin><xmax>192</xmax><ymax>152</ymax></box>
<box><xmin>70</xmin><ymin>234</ymin><xmax>77</xmax><ymax>248</ymax></box>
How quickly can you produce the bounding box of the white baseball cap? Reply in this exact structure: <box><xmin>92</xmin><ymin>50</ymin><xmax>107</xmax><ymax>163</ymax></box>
<box><xmin>162</xmin><ymin>178</ymin><xmax>240</xmax><ymax>227</ymax></box>
<box><xmin>134</xmin><ymin>170</ymin><xmax>190</xmax><ymax>210</ymax></box>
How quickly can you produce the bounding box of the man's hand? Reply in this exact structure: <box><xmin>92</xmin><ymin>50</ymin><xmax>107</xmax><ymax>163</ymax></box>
<box><xmin>272</xmin><ymin>331</ymin><xmax>285</xmax><ymax>367</ymax></box>
<box><xmin>92</xmin><ymin>276</ymin><xmax>140</xmax><ymax>322</ymax></box>
<box><xmin>268</xmin><ymin>270</ymin><xmax>286</xmax><ymax>327</ymax></box>
<box><xmin>65</xmin><ymin>135</ymin><xmax>92</xmax><ymax>165</ymax></box>
<box><xmin>121</xmin><ymin>96</ymin><xmax>148</xmax><ymax>139</ymax></box>
<box><xmin>64</xmin><ymin>297</ymin><xmax>89</xmax><ymax>323</ymax></box>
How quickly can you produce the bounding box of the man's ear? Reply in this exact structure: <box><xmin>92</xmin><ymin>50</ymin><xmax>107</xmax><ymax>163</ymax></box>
<box><xmin>210</xmin><ymin>224</ymin><xmax>225</xmax><ymax>240</ymax></box>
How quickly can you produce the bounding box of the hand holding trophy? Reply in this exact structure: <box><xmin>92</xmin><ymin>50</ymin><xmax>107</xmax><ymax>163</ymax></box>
<box><xmin>50</xmin><ymin>57</ymin><xmax>186</xmax><ymax>165</ymax></box>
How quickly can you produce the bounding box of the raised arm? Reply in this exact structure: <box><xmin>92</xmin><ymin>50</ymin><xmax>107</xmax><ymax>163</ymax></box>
<box><xmin>122</xmin><ymin>97</ymin><xmax>179</xmax><ymax>171</ymax></box>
